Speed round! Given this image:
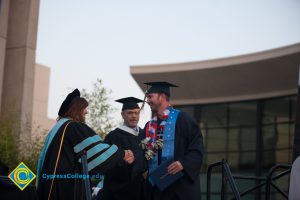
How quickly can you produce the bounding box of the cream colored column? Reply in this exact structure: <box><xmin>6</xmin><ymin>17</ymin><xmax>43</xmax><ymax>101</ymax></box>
<box><xmin>1</xmin><ymin>0</ymin><xmax>40</xmax><ymax>132</ymax></box>
<box><xmin>0</xmin><ymin>0</ymin><xmax>10</xmax><ymax>115</ymax></box>
<box><xmin>32</xmin><ymin>64</ymin><xmax>55</xmax><ymax>132</ymax></box>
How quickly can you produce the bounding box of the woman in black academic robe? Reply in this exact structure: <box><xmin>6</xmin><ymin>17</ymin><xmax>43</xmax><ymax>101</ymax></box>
<box><xmin>37</xmin><ymin>89</ymin><xmax>128</xmax><ymax>200</ymax></box>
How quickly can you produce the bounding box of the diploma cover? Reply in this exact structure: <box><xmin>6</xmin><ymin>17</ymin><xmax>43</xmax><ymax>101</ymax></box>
<box><xmin>149</xmin><ymin>159</ymin><xmax>183</xmax><ymax>191</ymax></box>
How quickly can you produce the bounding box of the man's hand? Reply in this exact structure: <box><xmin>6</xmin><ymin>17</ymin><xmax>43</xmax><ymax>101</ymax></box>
<box><xmin>167</xmin><ymin>161</ymin><xmax>183</xmax><ymax>175</ymax></box>
<box><xmin>123</xmin><ymin>150</ymin><xmax>135</xmax><ymax>164</ymax></box>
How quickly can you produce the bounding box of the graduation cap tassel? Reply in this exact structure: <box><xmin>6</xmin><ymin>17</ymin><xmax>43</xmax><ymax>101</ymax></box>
<box><xmin>140</xmin><ymin>93</ymin><xmax>147</xmax><ymax>111</ymax></box>
<box><xmin>140</xmin><ymin>85</ymin><xmax>149</xmax><ymax>111</ymax></box>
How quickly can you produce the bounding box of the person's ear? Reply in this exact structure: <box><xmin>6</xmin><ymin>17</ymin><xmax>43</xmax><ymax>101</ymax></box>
<box><xmin>121</xmin><ymin>111</ymin><xmax>125</xmax><ymax>119</ymax></box>
<box><xmin>158</xmin><ymin>94</ymin><xmax>163</xmax><ymax>101</ymax></box>
<box><xmin>159</xmin><ymin>94</ymin><xmax>166</xmax><ymax>102</ymax></box>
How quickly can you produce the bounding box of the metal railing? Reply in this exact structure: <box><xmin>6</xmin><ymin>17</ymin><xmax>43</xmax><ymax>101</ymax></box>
<box><xmin>207</xmin><ymin>159</ymin><xmax>241</xmax><ymax>200</ymax></box>
<box><xmin>265</xmin><ymin>164</ymin><xmax>291</xmax><ymax>200</ymax></box>
<box><xmin>206</xmin><ymin>160</ymin><xmax>291</xmax><ymax>200</ymax></box>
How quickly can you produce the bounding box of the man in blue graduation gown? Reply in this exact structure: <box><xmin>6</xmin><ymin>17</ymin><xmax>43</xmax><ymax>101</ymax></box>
<box><xmin>142</xmin><ymin>82</ymin><xmax>204</xmax><ymax>200</ymax></box>
<box><xmin>36</xmin><ymin>89</ymin><xmax>133</xmax><ymax>200</ymax></box>
<box><xmin>101</xmin><ymin>97</ymin><xmax>147</xmax><ymax>200</ymax></box>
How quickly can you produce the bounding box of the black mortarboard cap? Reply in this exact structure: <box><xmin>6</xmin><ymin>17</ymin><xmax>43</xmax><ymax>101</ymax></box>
<box><xmin>58</xmin><ymin>89</ymin><xmax>80</xmax><ymax>117</ymax></box>
<box><xmin>144</xmin><ymin>81</ymin><xmax>178</xmax><ymax>97</ymax></box>
<box><xmin>115</xmin><ymin>97</ymin><xmax>143</xmax><ymax>111</ymax></box>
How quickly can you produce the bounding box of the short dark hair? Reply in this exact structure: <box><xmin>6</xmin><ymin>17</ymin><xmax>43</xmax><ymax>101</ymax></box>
<box><xmin>62</xmin><ymin>97</ymin><xmax>88</xmax><ymax>122</ymax></box>
<box><xmin>165</xmin><ymin>94</ymin><xmax>170</xmax><ymax>102</ymax></box>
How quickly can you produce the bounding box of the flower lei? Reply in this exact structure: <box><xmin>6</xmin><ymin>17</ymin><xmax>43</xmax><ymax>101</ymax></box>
<box><xmin>140</xmin><ymin>137</ymin><xmax>163</xmax><ymax>160</ymax></box>
<box><xmin>140</xmin><ymin>107</ymin><xmax>171</xmax><ymax>160</ymax></box>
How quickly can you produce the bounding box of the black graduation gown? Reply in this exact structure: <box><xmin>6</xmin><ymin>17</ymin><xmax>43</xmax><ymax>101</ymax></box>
<box><xmin>143</xmin><ymin>112</ymin><xmax>204</xmax><ymax>200</ymax></box>
<box><xmin>101</xmin><ymin>127</ymin><xmax>147</xmax><ymax>200</ymax></box>
<box><xmin>37</xmin><ymin>121</ymin><xmax>124</xmax><ymax>200</ymax></box>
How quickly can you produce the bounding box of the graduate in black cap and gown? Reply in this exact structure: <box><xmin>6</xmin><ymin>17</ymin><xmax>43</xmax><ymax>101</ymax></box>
<box><xmin>142</xmin><ymin>82</ymin><xmax>204</xmax><ymax>200</ymax></box>
<box><xmin>100</xmin><ymin>97</ymin><xmax>148</xmax><ymax>200</ymax></box>
<box><xmin>36</xmin><ymin>89</ymin><xmax>133</xmax><ymax>200</ymax></box>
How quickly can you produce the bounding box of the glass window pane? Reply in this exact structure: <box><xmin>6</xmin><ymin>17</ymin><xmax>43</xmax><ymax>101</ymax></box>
<box><xmin>263</xmin><ymin>98</ymin><xmax>290</xmax><ymax>124</ymax></box>
<box><xmin>228</xmin><ymin>128</ymin><xmax>239</xmax><ymax>152</ymax></box>
<box><xmin>200</xmin><ymin>126</ymin><xmax>208</xmax><ymax>148</ymax></box>
<box><xmin>207</xmin><ymin>129</ymin><xmax>226</xmax><ymax>152</ymax></box>
<box><xmin>206</xmin><ymin>152</ymin><xmax>226</xmax><ymax>169</ymax></box>
<box><xmin>239</xmin><ymin>127</ymin><xmax>256</xmax><ymax>169</ymax></box>
<box><xmin>239</xmin><ymin>127</ymin><xmax>256</xmax><ymax>152</ymax></box>
<box><xmin>198</xmin><ymin>95</ymin><xmax>295</xmax><ymax>199</ymax></box>
<box><xmin>228</xmin><ymin>126</ymin><xmax>257</xmax><ymax>172</ymax></box>
<box><xmin>204</xmin><ymin>128</ymin><xmax>226</xmax><ymax>170</ymax></box>
<box><xmin>263</xmin><ymin>124</ymin><xmax>291</xmax><ymax>167</ymax></box>
<box><xmin>175</xmin><ymin>105</ymin><xmax>195</xmax><ymax>118</ymax></box>
<box><xmin>239</xmin><ymin>152</ymin><xmax>256</xmax><ymax>169</ymax></box>
<box><xmin>227</xmin><ymin>153</ymin><xmax>239</xmax><ymax>170</ymax></box>
<box><xmin>263</xmin><ymin>125</ymin><xmax>277</xmax><ymax>169</ymax></box>
<box><xmin>276</xmin><ymin>124</ymin><xmax>290</xmax><ymax>149</ymax></box>
<box><xmin>201</xmin><ymin>104</ymin><xmax>227</xmax><ymax>128</ymax></box>
<box><xmin>290</xmin><ymin>123</ymin><xmax>294</xmax><ymax>153</ymax></box>
<box><xmin>291</xmin><ymin>95</ymin><xmax>297</xmax><ymax>120</ymax></box>
<box><xmin>207</xmin><ymin>173</ymin><xmax>223</xmax><ymax>194</ymax></box>
<box><xmin>276</xmin><ymin>149</ymin><xmax>289</xmax><ymax>164</ymax></box>
<box><xmin>200</xmin><ymin>126</ymin><xmax>208</xmax><ymax>170</ymax></box>
<box><xmin>230</xmin><ymin>102</ymin><xmax>257</xmax><ymax>126</ymax></box>
<box><xmin>263</xmin><ymin>124</ymin><xmax>292</xmax><ymax>168</ymax></box>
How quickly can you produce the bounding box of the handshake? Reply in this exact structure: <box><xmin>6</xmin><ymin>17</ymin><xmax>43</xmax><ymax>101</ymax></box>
<box><xmin>123</xmin><ymin>150</ymin><xmax>135</xmax><ymax>164</ymax></box>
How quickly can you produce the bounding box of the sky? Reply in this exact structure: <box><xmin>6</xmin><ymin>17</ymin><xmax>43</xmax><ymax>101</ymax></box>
<box><xmin>36</xmin><ymin>0</ymin><xmax>300</xmax><ymax>127</ymax></box>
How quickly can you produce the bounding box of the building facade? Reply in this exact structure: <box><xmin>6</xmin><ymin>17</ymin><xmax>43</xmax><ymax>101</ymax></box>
<box><xmin>0</xmin><ymin>0</ymin><xmax>54</xmax><ymax>137</ymax></box>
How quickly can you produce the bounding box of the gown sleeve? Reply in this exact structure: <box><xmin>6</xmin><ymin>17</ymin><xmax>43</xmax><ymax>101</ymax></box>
<box><xmin>177</xmin><ymin>112</ymin><xmax>204</xmax><ymax>182</ymax></box>
<box><xmin>105</xmin><ymin>129</ymin><xmax>148</xmax><ymax>178</ymax></box>
<box><xmin>65</xmin><ymin>122</ymin><xmax>125</xmax><ymax>174</ymax></box>
<box><xmin>104</xmin><ymin>131</ymin><xmax>128</xmax><ymax>167</ymax></box>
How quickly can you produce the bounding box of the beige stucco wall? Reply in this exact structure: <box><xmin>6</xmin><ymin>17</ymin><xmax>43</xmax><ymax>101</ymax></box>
<box><xmin>0</xmin><ymin>0</ymin><xmax>54</xmax><ymax>137</ymax></box>
<box><xmin>1</xmin><ymin>0</ymin><xmax>40</xmax><ymax>128</ymax></box>
<box><xmin>32</xmin><ymin>64</ymin><xmax>55</xmax><ymax>132</ymax></box>
<box><xmin>0</xmin><ymin>0</ymin><xmax>10</xmax><ymax>114</ymax></box>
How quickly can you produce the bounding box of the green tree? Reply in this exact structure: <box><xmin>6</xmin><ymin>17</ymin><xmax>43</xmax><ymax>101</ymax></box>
<box><xmin>81</xmin><ymin>78</ymin><xmax>116</xmax><ymax>138</ymax></box>
<box><xmin>0</xmin><ymin>111</ymin><xmax>19</xmax><ymax>169</ymax></box>
<box><xmin>19</xmin><ymin>122</ymin><xmax>48</xmax><ymax>173</ymax></box>
<box><xmin>0</xmin><ymin>107</ymin><xmax>48</xmax><ymax>173</ymax></box>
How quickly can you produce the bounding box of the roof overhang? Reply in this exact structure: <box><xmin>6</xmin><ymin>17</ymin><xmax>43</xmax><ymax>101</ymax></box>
<box><xmin>130</xmin><ymin>43</ymin><xmax>300</xmax><ymax>105</ymax></box>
